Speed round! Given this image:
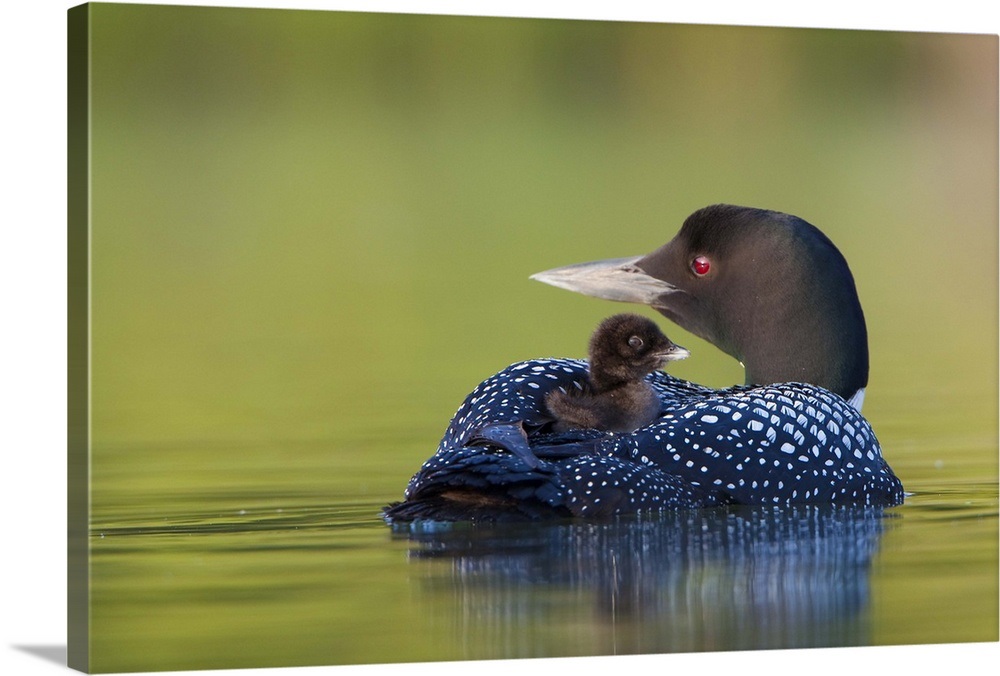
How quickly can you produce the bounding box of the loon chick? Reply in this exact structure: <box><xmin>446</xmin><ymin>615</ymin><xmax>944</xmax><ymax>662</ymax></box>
<box><xmin>384</xmin><ymin>205</ymin><xmax>903</xmax><ymax>522</ymax></box>
<box><xmin>545</xmin><ymin>313</ymin><xmax>689</xmax><ymax>433</ymax></box>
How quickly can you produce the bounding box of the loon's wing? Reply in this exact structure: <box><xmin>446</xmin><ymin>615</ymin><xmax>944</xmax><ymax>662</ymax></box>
<box><xmin>384</xmin><ymin>447</ymin><xmax>714</xmax><ymax>521</ymax></box>
<box><xmin>385</xmin><ymin>358</ymin><xmax>716</xmax><ymax>521</ymax></box>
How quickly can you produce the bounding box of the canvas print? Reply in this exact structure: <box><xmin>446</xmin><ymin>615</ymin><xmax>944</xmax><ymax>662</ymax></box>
<box><xmin>68</xmin><ymin>3</ymin><xmax>998</xmax><ymax>673</ymax></box>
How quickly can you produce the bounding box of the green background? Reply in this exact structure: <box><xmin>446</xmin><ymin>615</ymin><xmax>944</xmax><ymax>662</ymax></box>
<box><xmin>88</xmin><ymin>6</ymin><xmax>998</xmax><ymax>449</ymax></box>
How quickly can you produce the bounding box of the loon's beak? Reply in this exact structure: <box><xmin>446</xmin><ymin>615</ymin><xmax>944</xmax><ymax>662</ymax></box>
<box><xmin>530</xmin><ymin>256</ymin><xmax>679</xmax><ymax>307</ymax></box>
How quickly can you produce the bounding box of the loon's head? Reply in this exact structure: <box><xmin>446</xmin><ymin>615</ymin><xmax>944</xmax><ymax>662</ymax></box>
<box><xmin>587</xmin><ymin>313</ymin><xmax>690</xmax><ymax>390</ymax></box>
<box><xmin>531</xmin><ymin>204</ymin><xmax>869</xmax><ymax>406</ymax></box>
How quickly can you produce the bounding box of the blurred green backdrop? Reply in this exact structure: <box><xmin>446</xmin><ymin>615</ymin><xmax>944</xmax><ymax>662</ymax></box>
<box><xmin>82</xmin><ymin>5</ymin><xmax>997</xmax><ymax>669</ymax></box>
<box><xmin>89</xmin><ymin>4</ymin><xmax>996</xmax><ymax>487</ymax></box>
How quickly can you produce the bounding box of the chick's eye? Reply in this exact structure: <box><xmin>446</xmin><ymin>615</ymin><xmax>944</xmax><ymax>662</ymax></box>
<box><xmin>692</xmin><ymin>255</ymin><xmax>711</xmax><ymax>276</ymax></box>
<box><xmin>628</xmin><ymin>336</ymin><xmax>643</xmax><ymax>349</ymax></box>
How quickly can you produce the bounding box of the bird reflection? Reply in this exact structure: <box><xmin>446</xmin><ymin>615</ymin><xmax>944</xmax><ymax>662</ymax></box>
<box><xmin>391</xmin><ymin>505</ymin><xmax>896</xmax><ymax>658</ymax></box>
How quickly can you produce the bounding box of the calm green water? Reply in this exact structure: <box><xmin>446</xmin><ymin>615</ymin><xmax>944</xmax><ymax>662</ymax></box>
<box><xmin>81</xmin><ymin>5</ymin><xmax>998</xmax><ymax>672</ymax></box>
<box><xmin>88</xmin><ymin>423</ymin><xmax>997</xmax><ymax>672</ymax></box>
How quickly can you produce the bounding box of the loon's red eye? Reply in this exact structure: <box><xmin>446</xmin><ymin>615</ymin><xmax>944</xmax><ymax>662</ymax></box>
<box><xmin>692</xmin><ymin>256</ymin><xmax>711</xmax><ymax>276</ymax></box>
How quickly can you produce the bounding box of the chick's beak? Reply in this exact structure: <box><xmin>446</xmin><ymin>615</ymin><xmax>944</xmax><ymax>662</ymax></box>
<box><xmin>657</xmin><ymin>343</ymin><xmax>690</xmax><ymax>363</ymax></box>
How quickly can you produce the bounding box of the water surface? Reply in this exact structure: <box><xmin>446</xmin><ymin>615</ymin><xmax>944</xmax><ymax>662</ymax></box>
<box><xmin>88</xmin><ymin>425</ymin><xmax>997</xmax><ymax>672</ymax></box>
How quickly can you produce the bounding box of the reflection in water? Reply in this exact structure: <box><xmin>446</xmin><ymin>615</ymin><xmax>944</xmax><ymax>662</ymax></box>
<box><xmin>393</xmin><ymin>505</ymin><xmax>896</xmax><ymax>658</ymax></box>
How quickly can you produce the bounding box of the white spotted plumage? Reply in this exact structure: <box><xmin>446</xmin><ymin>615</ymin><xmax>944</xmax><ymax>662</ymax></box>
<box><xmin>388</xmin><ymin>357</ymin><xmax>903</xmax><ymax>520</ymax></box>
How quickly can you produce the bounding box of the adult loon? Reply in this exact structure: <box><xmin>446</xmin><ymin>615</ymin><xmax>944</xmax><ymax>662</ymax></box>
<box><xmin>384</xmin><ymin>205</ymin><xmax>904</xmax><ymax>522</ymax></box>
<box><xmin>546</xmin><ymin>313</ymin><xmax>690</xmax><ymax>433</ymax></box>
